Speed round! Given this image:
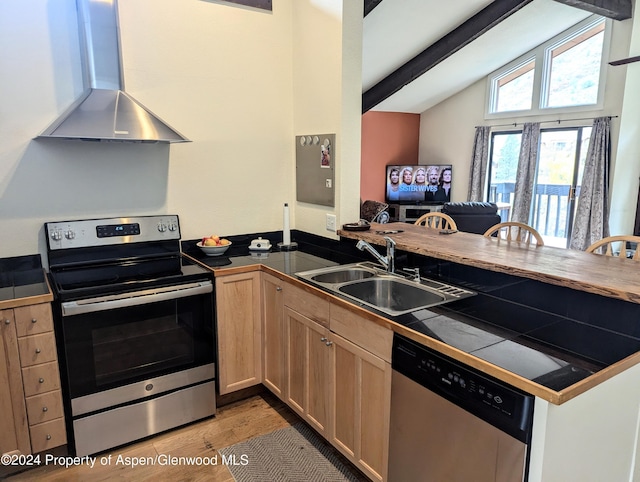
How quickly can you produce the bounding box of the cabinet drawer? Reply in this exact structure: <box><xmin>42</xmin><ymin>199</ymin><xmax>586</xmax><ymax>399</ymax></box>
<box><xmin>25</xmin><ymin>391</ymin><xmax>64</xmax><ymax>426</ymax></box>
<box><xmin>330</xmin><ymin>304</ymin><xmax>393</xmax><ymax>362</ymax></box>
<box><xmin>29</xmin><ymin>418</ymin><xmax>66</xmax><ymax>453</ymax></box>
<box><xmin>14</xmin><ymin>304</ymin><xmax>53</xmax><ymax>338</ymax></box>
<box><xmin>22</xmin><ymin>362</ymin><xmax>61</xmax><ymax>397</ymax></box>
<box><xmin>18</xmin><ymin>333</ymin><xmax>57</xmax><ymax>367</ymax></box>
<box><xmin>284</xmin><ymin>283</ymin><xmax>330</xmax><ymax>327</ymax></box>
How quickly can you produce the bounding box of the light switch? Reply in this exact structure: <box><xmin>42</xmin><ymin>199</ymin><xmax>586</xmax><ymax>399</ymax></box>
<box><xmin>326</xmin><ymin>214</ymin><xmax>337</xmax><ymax>231</ymax></box>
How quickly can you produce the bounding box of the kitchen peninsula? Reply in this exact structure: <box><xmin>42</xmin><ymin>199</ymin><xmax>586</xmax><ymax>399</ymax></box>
<box><xmin>183</xmin><ymin>224</ymin><xmax>640</xmax><ymax>481</ymax></box>
<box><xmin>337</xmin><ymin>222</ymin><xmax>640</xmax><ymax>482</ymax></box>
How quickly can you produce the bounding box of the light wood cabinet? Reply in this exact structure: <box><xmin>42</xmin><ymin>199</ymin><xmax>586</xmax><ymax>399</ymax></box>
<box><xmin>218</xmin><ymin>269</ymin><xmax>392</xmax><ymax>481</ymax></box>
<box><xmin>331</xmin><ymin>331</ymin><xmax>391</xmax><ymax>482</ymax></box>
<box><xmin>1</xmin><ymin>303</ymin><xmax>66</xmax><ymax>461</ymax></box>
<box><xmin>263</xmin><ymin>274</ymin><xmax>391</xmax><ymax>481</ymax></box>
<box><xmin>261</xmin><ymin>273</ymin><xmax>285</xmax><ymax>398</ymax></box>
<box><xmin>0</xmin><ymin>309</ymin><xmax>30</xmax><ymax>457</ymax></box>
<box><xmin>284</xmin><ymin>306</ymin><xmax>332</xmax><ymax>437</ymax></box>
<box><xmin>216</xmin><ymin>271</ymin><xmax>262</xmax><ymax>395</ymax></box>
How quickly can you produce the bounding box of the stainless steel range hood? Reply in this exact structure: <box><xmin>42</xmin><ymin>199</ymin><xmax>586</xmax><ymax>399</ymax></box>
<box><xmin>37</xmin><ymin>0</ymin><xmax>189</xmax><ymax>143</ymax></box>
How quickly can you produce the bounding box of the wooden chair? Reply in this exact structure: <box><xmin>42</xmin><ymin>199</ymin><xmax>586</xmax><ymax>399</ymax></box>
<box><xmin>414</xmin><ymin>212</ymin><xmax>458</xmax><ymax>230</ymax></box>
<box><xmin>483</xmin><ymin>221</ymin><xmax>544</xmax><ymax>246</ymax></box>
<box><xmin>586</xmin><ymin>235</ymin><xmax>640</xmax><ymax>260</ymax></box>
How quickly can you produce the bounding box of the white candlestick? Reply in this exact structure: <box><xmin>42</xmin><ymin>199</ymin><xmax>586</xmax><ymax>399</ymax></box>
<box><xmin>283</xmin><ymin>203</ymin><xmax>291</xmax><ymax>246</ymax></box>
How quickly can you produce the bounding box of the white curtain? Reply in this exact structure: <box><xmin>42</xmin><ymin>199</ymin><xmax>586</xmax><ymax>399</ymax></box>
<box><xmin>510</xmin><ymin>122</ymin><xmax>541</xmax><ymax>224</ymax></box>
<box><xmin>468</xmin><ymin>126</ymin><xmax>491</xmax><ymax>201</ymax></box>
<box><xmin>569</xmin><ymin>117</ymin><xmax>611</xmax><ymax>250</ymax></box>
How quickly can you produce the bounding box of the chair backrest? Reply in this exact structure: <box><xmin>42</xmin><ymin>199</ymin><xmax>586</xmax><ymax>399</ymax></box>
<box><xmin>483</xmin><ymin>221</ymin><xmax>544</xmax><ymax>246</ymax></box>
<box><xmin>586</xmin><ymin>235</ymin><xmax>640</xmax><ymax>260</ymax></box>
<box><xmin>414</xmin><ymin>212</ymin><xmax>458</xmax><ymax>230</ymax></box>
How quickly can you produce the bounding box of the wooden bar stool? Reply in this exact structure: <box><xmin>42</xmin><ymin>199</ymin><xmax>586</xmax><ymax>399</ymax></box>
<box><xmin>483</xmin><ymin>221</ymin><xmax>544</xmax><ymax>246</ymax></box>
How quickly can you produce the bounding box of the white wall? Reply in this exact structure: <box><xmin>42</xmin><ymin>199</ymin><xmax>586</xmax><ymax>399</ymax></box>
<box><xmin>291</xmin><ymin>0</ymin><xmax>362</xmax><ymax>238</ymax></box>
<box><xmin>419</xmin><ymin>15</ymin><xmax>635</xmax><ymax>233</ymax></box>
<box><xmin>0</xmin><ymin>0</ymin><xmax>363</xmax><ymax>260</ymax></box>
<box><xmin>528</xmin><ymin>363</ymin><xmax>640</xmax><ymax>481</ymax></box>
<box><xmin>610</xmin><ymin>11</ymin><xmax>640</xmax><ymax>235</ymax></box>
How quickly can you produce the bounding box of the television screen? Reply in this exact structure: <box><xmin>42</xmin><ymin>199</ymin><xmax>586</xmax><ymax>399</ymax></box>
<box><xmin>385</xmin><ymin>164</ymin><xmax>452</xmax><ymax>205</ymax></box>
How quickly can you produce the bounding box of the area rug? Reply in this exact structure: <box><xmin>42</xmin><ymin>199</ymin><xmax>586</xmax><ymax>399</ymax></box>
<box><xmin>218</xmin><ymin>422</ymin><xmax>362</xmax><ymax>481</ymax></box>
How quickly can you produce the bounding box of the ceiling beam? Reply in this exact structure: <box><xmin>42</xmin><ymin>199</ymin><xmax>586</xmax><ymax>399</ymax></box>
<box><xmin>364</xmin><ymin>0</ymin><xmax>384</xmax><ymax>17</ymax></box>
<box><xmin>552</xmin><ymin>0</ymin><xmax>631</xmax><ymax>20</ymax></box>
<box><xmin>362</xmin><ymin>0</ymin><xmax>534</xmax><ymax>113</ymax></box>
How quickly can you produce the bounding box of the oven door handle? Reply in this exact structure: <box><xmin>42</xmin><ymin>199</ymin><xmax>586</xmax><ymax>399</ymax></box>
<box><xmin>61</xmin><ymin>281</ymin><xmax>213</xmax><ymax>316</ymax></box>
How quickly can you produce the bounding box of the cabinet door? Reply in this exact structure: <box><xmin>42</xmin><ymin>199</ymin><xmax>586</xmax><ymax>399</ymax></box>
<box><xmin>262</xmin><ymin>273</ymin><xmax>285</xmax><ymax>398</ymax></box>
<box><xmin>216</xmin><ymin>272</ymin><xmax>262</xmax><ymax>395</ymax></box>
<box><xmin>332</xmin><ymin>332</ymin><xmax>391</xmax><ymax>482</ymax></box>
<box><xmin>0</xmin><ymin>310</ymin><xmax>30</xmax><ymax>457</ymax></box>
<box><xmin>284</xmin><ymin>307</ymin><xmax>331</xmax><ymax>437</ymax></box>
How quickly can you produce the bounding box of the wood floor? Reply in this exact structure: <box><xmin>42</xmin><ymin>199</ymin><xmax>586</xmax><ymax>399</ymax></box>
<box><xmin>6</xmin><ymin>391</ymin><xmax>360</xmax><ymax>482</ymax></box>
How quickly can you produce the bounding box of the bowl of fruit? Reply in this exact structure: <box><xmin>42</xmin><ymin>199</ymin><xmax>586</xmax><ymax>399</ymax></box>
<box><xmin>197</xmin><ymin>235</ymin><xmax>232</xmax><ymax>256</ymax></box>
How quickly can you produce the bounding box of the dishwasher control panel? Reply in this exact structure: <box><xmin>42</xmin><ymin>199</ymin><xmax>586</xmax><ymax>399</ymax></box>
<box><xmin>392</xmin><ymin>334</ymin><xmax>534</xmax><ymax>443</ymax></box>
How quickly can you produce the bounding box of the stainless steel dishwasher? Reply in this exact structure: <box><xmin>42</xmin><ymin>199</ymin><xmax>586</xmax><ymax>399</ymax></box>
<box><xmin>388</xmin><ymin>334</ymin><xmax>534</xmax><ymax>482</ymax></box>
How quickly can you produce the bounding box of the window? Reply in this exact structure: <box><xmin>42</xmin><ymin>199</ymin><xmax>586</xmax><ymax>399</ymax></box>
<box><xmin>493</xmin><ymin>59</ymin><xmax>535</xmax><ymax>112</ymax></box>
<box><xmin>487</xmin><ymin>16</ymin><xmax>609</xmax><ymax>117</ymax></box>
<box><xmin>487</xmin><ymin>126</ymin><xmax>592</xmax><ymax>248</ymax></box>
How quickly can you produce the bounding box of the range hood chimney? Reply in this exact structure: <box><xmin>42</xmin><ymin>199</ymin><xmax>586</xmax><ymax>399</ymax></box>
<box><xmin>37</xmin><ymin>0</ymin><xmax>189</xmax><ymax>143</ymax></box>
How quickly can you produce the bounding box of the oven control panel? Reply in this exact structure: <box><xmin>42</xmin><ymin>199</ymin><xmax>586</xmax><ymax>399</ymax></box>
<box><xmin>46</xmin><ymin>215</ymin><xmax>181</xmax><ymax>250</ymax></box>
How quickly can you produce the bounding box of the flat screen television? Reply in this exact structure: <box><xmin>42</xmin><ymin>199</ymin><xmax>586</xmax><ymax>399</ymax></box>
<box><xmin>385</xmin><ymin>164</ymin><xmax>452</xmax><ymax>205</ymax></box>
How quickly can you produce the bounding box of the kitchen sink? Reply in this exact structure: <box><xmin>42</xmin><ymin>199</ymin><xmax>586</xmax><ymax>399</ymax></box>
<box><xmin>296</xmin><ymin>263</ymin><xmax>476</xmax><ymax>316</ymax></box>
<box><xmin>310</xmin><ymin>268</ymin><xmax>376</xmax><ymax>284</ymax></box>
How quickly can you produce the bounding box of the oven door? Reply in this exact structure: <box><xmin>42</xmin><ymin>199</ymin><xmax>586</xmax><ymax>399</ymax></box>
<box><xmin>58</xmin><ymin>280</ymin><xmax>214</xmax><ymax>413</ymax></box>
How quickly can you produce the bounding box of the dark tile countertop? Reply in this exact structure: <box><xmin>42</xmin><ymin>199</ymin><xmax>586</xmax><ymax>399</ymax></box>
<box><xmin>0</xmin><ymin>254</ymin><xmax>52</xmax><ymax>307</ymax></box>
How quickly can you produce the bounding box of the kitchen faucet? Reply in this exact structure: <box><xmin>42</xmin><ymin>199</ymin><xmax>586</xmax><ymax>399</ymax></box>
<box><xmin>356</xmin><ymin>236</ymin><xmax>396</xmax><ymax>273</ymax></box>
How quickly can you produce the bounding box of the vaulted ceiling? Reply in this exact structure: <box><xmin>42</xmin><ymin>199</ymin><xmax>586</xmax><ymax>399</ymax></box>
<box><xmin>362</xmin><ymin>0</ymin><xmax>632</xmax><ymax>114</ymax></box>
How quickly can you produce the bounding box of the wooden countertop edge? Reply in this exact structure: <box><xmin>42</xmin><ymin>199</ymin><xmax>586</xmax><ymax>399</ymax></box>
<box><xmin>193</xmin><ymin>254</ymin><xmax>636</xmax><ymax>405</ymax></box>
<box><xmin>338</xmin><ymin>225</ymin><xmax>640</xmax><ymax>305</ymax></box>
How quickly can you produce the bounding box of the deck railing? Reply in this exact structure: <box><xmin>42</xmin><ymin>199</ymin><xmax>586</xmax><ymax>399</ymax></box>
<box><xmin>489</xmin><ymin>182</ymin><xmax>576</xmax><ymax>238</ymax></box>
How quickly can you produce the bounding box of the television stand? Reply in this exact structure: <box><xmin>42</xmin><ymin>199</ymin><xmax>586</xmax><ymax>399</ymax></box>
<box><xmin>388</xmin><ymin>204</ymin><xmax>443</xmax><ymax>223</ymax></box>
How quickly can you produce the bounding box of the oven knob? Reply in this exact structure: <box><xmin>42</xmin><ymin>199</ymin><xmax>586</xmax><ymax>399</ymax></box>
<box><xmin>50</xmin><ymin>230</ymin><xmax>62</xmax><ymax>241</ymax></box>
<box><xmin>168</xmin><ymin>222</ymin><xmax>178</xmax><ymax>231</ymax></box>
<box><xmin>65</xmin><ymin>230</ymin><xmax>76</xmax><ymax>240</ymax></box>
<box><xmin>157</xmin><ymin>223</ymin><xmax>167</xmax><ymax>232</ymax></box>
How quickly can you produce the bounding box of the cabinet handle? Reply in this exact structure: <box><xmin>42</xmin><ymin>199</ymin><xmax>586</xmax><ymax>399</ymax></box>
<box><xmin>46</xmin><ymin>434</ymin><xmax>51</xmax><ymax>440</ymax></box>
<box><xmin>325</xmin><ymin>341</ymin><xmax>333</xmax><ymax>347</ymax></box>
<box><xmin>42</xmin><ymin>407</ymin><xmax>48</xmax><ymax>412</ymax></box>
<box><xmin>320</xmin><ymin>337</ymin><xmax>327</xmax><ymax>342</ymax></box>
<box><xmin>4</xmin><ymin>319</ymin><xmax>9</xmax><ymax>325</ymax></box>
<box><xmin>31</xmin><ymin>318</ymin><xmax>38</xmax><ymax>324</ymax></box>
<box><xmin>39</xmin><ymin>378</ymin><xmax>45</xmax><ymax>384</ymax></box>
<box><xmin>35</xmin><ymin>348</ymin><xmax>41</xmax><ymax>354</ymax></box>
<box><xmin>276</xmin><ymin>287</ymin><xmax>282</xmax><ymax>291</ymax></box>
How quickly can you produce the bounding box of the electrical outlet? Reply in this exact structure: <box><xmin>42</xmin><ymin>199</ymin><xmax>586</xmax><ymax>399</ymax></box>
<box><xmin>326</xmin><ymin>179</ymin><xmax>332</xmax><ymax>188</ymax></box>
<box><xmin>326</xmin><ymin>214</ymin><xmax>337</xmax><ymax>231</ymax></box>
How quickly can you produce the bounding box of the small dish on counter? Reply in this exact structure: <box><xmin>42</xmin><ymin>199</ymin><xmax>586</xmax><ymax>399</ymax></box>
<box><xmin>342</xmin><ymin>220</ymin><xmax>371</xmax><ymax>232</ymax></box>
<box><xmin>196</xmin><ymin>241</ymin><xmax>232</xmax><ymax>256</ymax></box>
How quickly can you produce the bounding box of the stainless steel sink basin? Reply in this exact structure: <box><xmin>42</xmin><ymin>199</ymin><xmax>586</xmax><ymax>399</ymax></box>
<box><xmin>296</xmin><ymin>263</ymin><xmax>476</xmax><ymax>316</ymax></box>
<box><xmin>339</xmin><ymin>278</ymin><xmax>446</xmax><ymax>313</ymax></box>
<box><xmin>311</xmin><ymin>268</ymin><xmax>376</xmax><ymax>284</ymax></box>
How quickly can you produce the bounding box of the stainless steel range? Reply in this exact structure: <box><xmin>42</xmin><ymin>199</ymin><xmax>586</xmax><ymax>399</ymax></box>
<box><xmin>45</xmin><ymin>215</ymin><xmax>215</xmax><ymax>457</ymax></box>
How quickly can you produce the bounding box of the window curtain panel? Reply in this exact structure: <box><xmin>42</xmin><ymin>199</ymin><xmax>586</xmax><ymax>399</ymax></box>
<box><xmin>467</xmin><ymin>126</ymin><xmax>491</xmax><ymax>201</ymax></box>
<box><xmin>569</xmin><ymin>117</ymin><xmax>611</xmax><ymax>251</ymax></box>
<box><xmin>510</xmin><ymin>123</ymin><xmax>541</xmax><ymax>224</ymax></box>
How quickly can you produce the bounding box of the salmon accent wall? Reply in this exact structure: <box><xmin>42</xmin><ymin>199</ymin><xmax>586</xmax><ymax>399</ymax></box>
<box><xmin>360</xmin><ymin>111</ymin><xmax>420</xmax><ymax>203</ymax></box>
